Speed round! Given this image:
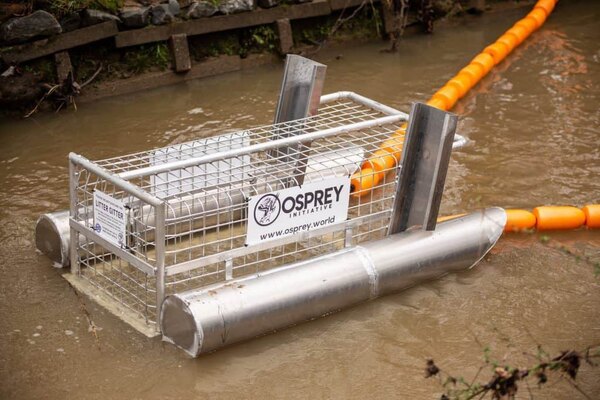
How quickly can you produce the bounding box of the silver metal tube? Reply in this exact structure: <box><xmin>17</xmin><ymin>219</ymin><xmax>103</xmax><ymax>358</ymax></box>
<box><xmin>154</xmin><ymin>202</ymin><xmax>166</xmax><ymax>330</ymax></box>
<box><xmin>36</xmin><ymin>210</ymin><xmax>70</xmax><ymax>268</ymax></box>
<box><xmin>69</xmin><ymin>153</ymin><xmax>163</xmax><ymax>207</ymax></box>
<box><xmin>160</xmin><ymin>207</ymin><xmax>506</xmax><ymax>357</ymax></box>
<box><xmin>69</xmin><ymin>157</ymin><xmax>80</xmax><ymax>275</ymax></box>
<box><xmin>118</xmin><ymin>114</ymin><xmax>404</xmax><ymax>180</ymax></box>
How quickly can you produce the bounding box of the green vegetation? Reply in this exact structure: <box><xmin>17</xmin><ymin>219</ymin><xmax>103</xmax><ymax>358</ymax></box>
<box><xmin>427</xmin><ymin>344</ymin><xmax>600</xmax><ymax>399</ymax></box>
<box><xmin>538</xmin><ymin>234</ymin><xmax>600</xmax><ymax>276</ymax></box>
<box><xmin>48</xmin><ymin>0</ymin><xmax>123</xmax><ymax>16</ymax></box>
<box><xmin>123</xmin><ymin>43</ymin><xmax>170</xmax><ymax>74</ymax></box>
<box><xmin>190</xmin><ymin>32</ymin><xmax>240</xmax><ymax>59</ymax></box>
<box><xmin>23</xmin><ymin>57</ymin><xmax>56</xmax><ymax>82</ymax></box>
<box><xmin>294</xmin><ymin>21</ymin><xmax>331</xmax><ymax>45</ymax></box>
<box><xmin>293</xmin><ymin>6</ymin><xmax>382</xmax><ymax>46</ymax></box>
<box><xmin>95</xmin><ymin>0</ymin><xmax>123</xmax><ymax>13</ymax></box>
<box><xmin>240</xmin><ymin>25</ymin><xmax>278</xmax><ymax>57</ymax></box>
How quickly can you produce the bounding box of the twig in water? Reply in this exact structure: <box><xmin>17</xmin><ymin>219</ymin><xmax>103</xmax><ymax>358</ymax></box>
<box><xmin>66</xmin><ymin>280</ymin><xmax>101</xmax><ymax>351</ymax></box>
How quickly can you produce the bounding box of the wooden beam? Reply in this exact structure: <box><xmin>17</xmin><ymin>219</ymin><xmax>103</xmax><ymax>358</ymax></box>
<box><xmin>115</xmin><ymin>0</ymin><xmax>331</xmax><ymax>48</ymax></box>
<box><xmin>329</xmin><ymin>0</ymin><xmax>367</xmax><ymax>11</ymax></box>
<box><xmin>1</xmin><ymin>21</ymin><xmax>118</xmax><ymax>64</ymax></box>
<box><xmin>79</xmin><ymin>56</ymin><xmax>240</xmax><ymax>101</ymax></box>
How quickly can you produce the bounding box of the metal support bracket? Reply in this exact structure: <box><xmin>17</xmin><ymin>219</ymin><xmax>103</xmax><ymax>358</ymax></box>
<box><xmin>388</xmin><ymin>102</ymin><xmax>458</xmax><ymax>235</ymax></box>
<box><xmin>225</xmin><ymin>258</ymin><xmax>233</xmax><ymax>281</ymax></box>
<box><xmin>344</xmin><ymin>226</ymin><xmax>353</xmax><ymax>248</ymax></box>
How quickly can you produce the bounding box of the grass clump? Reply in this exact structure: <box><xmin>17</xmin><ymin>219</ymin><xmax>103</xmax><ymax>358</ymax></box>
<box><xmin>123</xmin><ymin>43</ymin><xmax>170</xmax><ymax>74</ymax></box>
<box><xmin>48</xmin><ymin>0</ymin><xmax>123</xmax><ymax>16</ymax></box>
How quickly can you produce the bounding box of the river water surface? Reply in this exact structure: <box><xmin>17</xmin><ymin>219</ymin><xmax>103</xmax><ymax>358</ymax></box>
<box><xmin>1</xmin><ymin>1</ymin><xmax>599</xmax><ymax>398</ymax></box>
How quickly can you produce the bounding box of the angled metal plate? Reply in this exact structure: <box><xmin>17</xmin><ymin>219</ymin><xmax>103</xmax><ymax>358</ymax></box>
<box><xmin>388</xmin><ymin>102</ymin><xmax>458</xmax><ymax>234</ymax></box>
<box><xmin>271</xmin><ymin>55</ymin><xmax>327</xmax><ymax>186</ymax></box>
<box><xmin>274</xmin><ymin>54</ymin><xmax>327</xmax><ymax>123</ymax></box>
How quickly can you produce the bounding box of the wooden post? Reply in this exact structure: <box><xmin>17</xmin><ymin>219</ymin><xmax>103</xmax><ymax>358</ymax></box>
<box><xmin>168</xmin><ymin>33</ymin><xmax>192</xmax><ymax>73</ymax></box>
<box><xmin>54</xmin><ymin>51</ymin><xmax>72</xmax><ymax>82</ymax></box>
<box><xmin>380</xmin><ymin>1</ymin><xmax>395</xmax><ymax>35</ymax></box>
<box><xmin>275</xmin><ymin>18</ymin><xmax>294</xmax><ymax>55</ymax></box>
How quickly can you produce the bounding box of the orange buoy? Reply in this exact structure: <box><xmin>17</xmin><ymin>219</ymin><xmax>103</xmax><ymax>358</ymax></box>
<box><xmin>504</xmin><ymin>209</ymin><xmax>537</xmax><ymax>232</ymax></box>
<box><xmin>460</xmin><ymin>64</ymin><xmax>485</xmax><ymax>84</ymax></box>
<box><xmin>448</xmin><ymin>74</ymin><xmax>472</xmax><ymax>98</ymax></box>
<box><xmin>582</xmin><ymin>205</ymin><xmax>600</xmax><ymax>229</ymax></box>
<box><xmin>533</xmin><ymin>206</ymin><xmax>586</xmax><ymax>231</ymax></box>
<box><xmin>350</xmin><ymin>168</ymin><xmax>380</xmax><ymax>196</ymax></box>
<box><xmin>367</xmin><ymin>150</ymin><xmax>397</xmax><ymax>180</ymax></box>
<box><xmin>430</xmin><ymin>93</ymin><xmax>452</xmax><ymax>111</ymax></box>
<box><xmin>434</xmin><ymin>85</ymin><xmax>460</xmax><ymax>110</ymax></box>
<box><xmin>437</xmin><ymin>213</ymin><xmax>466</xmax><ymax>223</ymax></box>
<box><xmin>456</xmin><ymin>70</ymin><xmax>477</xmax><ymax>88</ymax></box>
<box><xmin>484</xmin><ymin>42</ymin><xmax>510</xmax><ymax>64</ymax></box>
<box><xmin>524</xmin><ymin>15</ymin><xmax>542</xmax><ymax>31</ymax></box>
<box><xmin>536</xmin><ymin>0</ymin><xmax>556</xmax><ymax>15</ymax></box>
<box><xmin>528</xmin><ymin>8</ymin><xmax>548</xmax><ymax>28</ymax></box>
<box><xmin>426</xmin><ymin>97</ymin><xmax>447</xmax><ymax>110</ymax></box>
<box><xmin>497</xmin><ymin>34</ymin><xmax>519</xmax><ymax>53</ymax></box>
<box><xmin>380</xmin><ymin>136</ymin><xmax>404</xmax><ymax>157</ymax></box>
<box><xmin>507</xmin><ymin>25</ymin><xmax>529</xmax><ymax>45</ymax></box>
<box><xmin>471</xmin><ymin>53</ymin><xmax>495</xmax><ymax>75</ymax></box>
<box><xmin>515</xmin><ymin>18</ymin><xmax>537</xmax><ymax>35</ymax></box>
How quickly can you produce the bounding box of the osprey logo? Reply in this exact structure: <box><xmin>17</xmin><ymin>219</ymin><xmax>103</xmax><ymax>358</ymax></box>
<box><xmin>253</xmin><ymin>194</ymin><xmax>281</xmax><ymax>226</ymax></box>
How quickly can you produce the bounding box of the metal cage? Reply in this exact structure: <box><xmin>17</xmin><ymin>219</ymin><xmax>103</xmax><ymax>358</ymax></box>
<box><xmin>68</xmin><ymin>92</ymin><xmax>409</xmax><ymax>330</ymax></box>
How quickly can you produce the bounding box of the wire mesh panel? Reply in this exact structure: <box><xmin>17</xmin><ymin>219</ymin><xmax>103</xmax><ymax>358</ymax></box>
<box><xmin>69</xmin><ymin>92</ymin><xmax>408</xmax><ymax>329</ymax></box>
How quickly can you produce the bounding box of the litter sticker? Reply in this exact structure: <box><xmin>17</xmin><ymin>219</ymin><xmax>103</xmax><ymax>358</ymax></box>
<box><xmin>246</xmin><ymin>176</ymin><xmax>350</xmax><ymax>246</ymax></box>
<box><xmin>93</xmin><ymin>190</ymin><xmax>127</xmax><ymax>248</ymax></box>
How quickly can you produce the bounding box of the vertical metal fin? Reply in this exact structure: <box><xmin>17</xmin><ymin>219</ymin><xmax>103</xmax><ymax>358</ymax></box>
<box><xmin>388</xmin><ymin>102</ymin><xmax>458</xmax><ymax>235</ymax></box>
<box><xmin>274</xmin><ymin>54</ymin><xmax>327</xmax><ymax>124</ymax></box>
<box><xmin>271</xmin><ymin>55</ymin><xmax>327</xmax><ymax>187</ymax></box>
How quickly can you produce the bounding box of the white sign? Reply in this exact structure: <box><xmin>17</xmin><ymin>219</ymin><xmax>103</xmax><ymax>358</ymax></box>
<box><xmin>93</xmin><ymin>190</ymin><xmax>127</xmax><ymax>248</ymax></box>
<box><xmin>246</xmin><ymin>176</ymin><xmax>351</xmax><ymax>246</ymax></box>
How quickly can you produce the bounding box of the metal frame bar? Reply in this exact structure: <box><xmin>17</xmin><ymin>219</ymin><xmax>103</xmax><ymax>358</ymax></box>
<box><xmin>70</xmin><ymin>219</ymin><xmax>156</xmax><ymax>275</ymax></box>
<box><xmin>69</xmin><ymin>157</ymin><xmax>80</xmax><ymax>275</ymax></box>
<box><xmin>165</xmin><ymin>210</ymin><xmax>391</xmax><ymax>276</ymax></box>
<box><xmin>154</xmin><ymin>203</ymin><xmax>166</xmax><ymax>330</ymax></box>
<box><xmin>117</xmin><ymin>92</ymin><xmax>408</xmax><ymax>180</ymax></box>
<box><xmin>69</xmin><ymin>153</ymin><xmax>163</xmax><ymax>207</ymax></box>
<box><xmin>119</xmin><ymin>115</ymin><xmax>405</xmax><ymax>180</ymax></box>
<box><xmin>319</xmin><ymin>91</ymin><xmax>405</xmax><ymax>116</ymax></box>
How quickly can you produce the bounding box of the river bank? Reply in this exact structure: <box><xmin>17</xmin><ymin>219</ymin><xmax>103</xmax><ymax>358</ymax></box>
<box><xmin>0</xmin><ymin>0</ymin><xmax>531</xmax><ymax>117</ymax></box>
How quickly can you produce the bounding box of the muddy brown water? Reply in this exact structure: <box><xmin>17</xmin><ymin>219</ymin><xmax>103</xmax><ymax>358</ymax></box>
<box><xmin>1</xmin><ymin>1</ymin><xmax>599</xmax><ymax>399</ymax></box>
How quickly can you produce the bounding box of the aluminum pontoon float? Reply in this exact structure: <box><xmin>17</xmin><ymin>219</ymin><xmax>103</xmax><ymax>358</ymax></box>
<box><xmin>35</xmin><ymin>55</ymin><xmax>504</xmax><ymax>356</ymax></box>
